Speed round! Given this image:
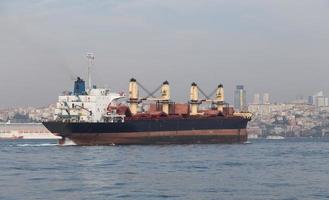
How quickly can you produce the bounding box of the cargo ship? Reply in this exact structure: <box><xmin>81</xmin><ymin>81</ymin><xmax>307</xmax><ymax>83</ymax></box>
<box><xmin>43</xmin><ymin>77</ymin><xmax>252</xmax><ymax>145</ymax></box>
<box><xmin>43</xmin><ymin>57</ymin><xmax>251</xmax><ymax>145</ymax></box>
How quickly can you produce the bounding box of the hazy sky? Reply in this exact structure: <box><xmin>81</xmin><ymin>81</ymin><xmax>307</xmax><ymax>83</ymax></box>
<box><xmin>1</xmin><ymin>0</ymin><xmax>329</xmax><ymax>108</ymax></box>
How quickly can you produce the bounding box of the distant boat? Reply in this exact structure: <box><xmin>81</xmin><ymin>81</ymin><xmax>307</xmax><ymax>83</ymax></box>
<box><xmin>0</xmin><ymin>135</ymin><xmax>23</xmax><ymax>140</ymax></box>
<box><xmin>247</xmin><ymin>134</ymin><xmax>259</xmax><ymax>139</ymax></box>
<box><xmin>266</xmin><ymin>135</ymin><xmax>285</xmax><ymax>140</ymax></box>
<box><xmin>0</xmin><ymin>123</ymin><xmax>60</xmax><ymax>140</ymax></box>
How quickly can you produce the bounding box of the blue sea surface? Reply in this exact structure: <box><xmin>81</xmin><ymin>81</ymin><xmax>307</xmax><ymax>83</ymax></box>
<box><xmin>1</xmin><ymin>138</ymin><xmax>329</xmax><ymax>200</ymax></box>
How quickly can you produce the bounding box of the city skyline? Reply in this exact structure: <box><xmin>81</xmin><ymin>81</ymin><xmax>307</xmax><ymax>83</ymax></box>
<box><xmin>1</xmin><ymin>0</ymin><xmax>329</xmax><ymax>108</ymax></box>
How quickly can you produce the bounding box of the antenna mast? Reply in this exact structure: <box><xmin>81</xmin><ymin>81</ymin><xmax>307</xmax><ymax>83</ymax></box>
<box><xmin>86</xmin><ymin>53</ymin><xmax>95</xmax><ymax>90</ymax></box>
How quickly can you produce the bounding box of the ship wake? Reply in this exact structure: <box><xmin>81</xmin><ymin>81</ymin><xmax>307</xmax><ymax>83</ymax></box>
<box><xmin>17</xmin><ymin>143</ymin><xmax>58</xmax><ymax>147</ymax></box>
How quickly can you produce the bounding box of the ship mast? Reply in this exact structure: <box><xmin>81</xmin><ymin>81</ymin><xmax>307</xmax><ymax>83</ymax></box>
<box><xmin>86</xmin><ymin>53</ymin><xmax>95</xmax><ymax>90</ymax></box>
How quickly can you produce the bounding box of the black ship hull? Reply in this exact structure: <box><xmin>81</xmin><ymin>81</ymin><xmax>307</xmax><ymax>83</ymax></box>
<box><xmin>43</xmin><ymin>116</ymin><xmax>249</xmax><ymax>145</ymax></box>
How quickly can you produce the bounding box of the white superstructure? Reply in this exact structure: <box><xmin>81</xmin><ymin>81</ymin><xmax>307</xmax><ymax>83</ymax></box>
<box><xmin>55</xmin><ymin>88</ymin><xmax>125</xmax><ymax>122</ymax></box>
<box><xmin>54</xmin><ymin>54</ymin><xmax>126</xmax><ymax>123</ymax></box>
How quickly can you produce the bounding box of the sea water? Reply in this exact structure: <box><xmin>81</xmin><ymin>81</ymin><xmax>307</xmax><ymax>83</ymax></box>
<box><xmin>1</xmin><ymin>138</ymin><xmax>329</xmax><ymax>200</ymax></box>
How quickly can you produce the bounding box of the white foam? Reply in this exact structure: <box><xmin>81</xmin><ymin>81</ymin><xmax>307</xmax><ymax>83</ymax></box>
<box><xmin>61</xmin><ymin>138</ymin><xmax>77</xmax><ymax>146</ymax></box>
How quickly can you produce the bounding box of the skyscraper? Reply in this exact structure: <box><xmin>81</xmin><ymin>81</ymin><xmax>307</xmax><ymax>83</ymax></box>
<box><xmin>312</xmin><ymin>91</ymin><xmax>328</xmax><ymax>107</ymax></box>
<box><xmin>263</xmin><ymin>93</ymin><xmax>270</xmax><ymax>104</ymax></box>
<box><xmin>234</xmin><ymin>85</ymin><xmax>247</xmax><ymax>112</ymax></box>
<box><xmin>252</xmin><ymin>93</ymin><xmax>260</xmax><ymax>105</ymax></box>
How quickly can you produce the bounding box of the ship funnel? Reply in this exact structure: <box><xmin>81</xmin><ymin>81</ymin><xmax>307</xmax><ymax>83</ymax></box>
<box><xmin>128</xmin><ymin>78</ymin><xmax>139</xmax><ymax>115</ymax></box>
<box><xmin>161</xmin><ymin>81</ymin><xmax>170</xmax><ymax>114</ymax></box>
<box><xmin>74</xmin><ymin>77</ymin><xmax>86</xmax><ymax>95</ymax></box>
<box><xmin>190</xmin><ymin>82</ymin><xmax>199</xmax><ymax>115</ymax></box>
<box><xmin>215</xmin><ymin>84</ymin><xmax>224</xmax><ymax>112</ymax></box>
